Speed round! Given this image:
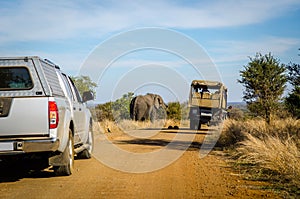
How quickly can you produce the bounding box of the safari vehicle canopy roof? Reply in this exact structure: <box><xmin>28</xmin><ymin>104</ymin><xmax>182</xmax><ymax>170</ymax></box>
<box><xmin>189</xmin><ymin>80</ymin><xmax>227</xmax><ymax>109</ymax></box>
<box><xmin>191</xmin><ymin>80</ymin><xmax>227</xmax><ymax>90</ymax></box>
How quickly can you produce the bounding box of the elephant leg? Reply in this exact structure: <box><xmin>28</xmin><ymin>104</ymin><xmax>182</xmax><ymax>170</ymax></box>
<box><xmin>136</xmin><ymin>112</ymin><xmax>141</xmax><ymax>121</ymax></box>
<box><xmin>137</xmin><ymin>110</ymin><xmax>145</xmax><ymax>121</ymax></box>
<box><xmin>150</xmin><ymin>114</ymin><xmax>155</xmax><ymax>123</ymax></box>
<box><xmin>149</xmin><ymin>107</ymin><xmax>157</xmax><ymax>123</ymax></box>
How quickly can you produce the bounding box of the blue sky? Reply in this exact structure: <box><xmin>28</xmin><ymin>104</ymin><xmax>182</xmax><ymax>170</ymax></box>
<box><xmin>1</xmin><ymin>0</ymin><xmax>300</xmax><ymax>103</ymax></box>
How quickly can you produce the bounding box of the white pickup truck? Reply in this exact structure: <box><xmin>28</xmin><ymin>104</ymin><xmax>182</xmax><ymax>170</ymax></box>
<box><xmin>0</xmin><ymin>56</ymin><xmax>94</xmax><ymax>176</ymax></box>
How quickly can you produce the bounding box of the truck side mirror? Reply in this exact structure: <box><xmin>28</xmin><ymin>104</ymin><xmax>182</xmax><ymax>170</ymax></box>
<box><xmin>82</xmin><ymin>91</ymin><xmax>94</xmax><ymax>102</ymax></box>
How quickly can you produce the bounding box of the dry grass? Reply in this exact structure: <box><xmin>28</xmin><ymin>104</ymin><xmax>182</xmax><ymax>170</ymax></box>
<box><xmin>217</xmin><ymin>118</ymin><xmax>300</xmax><ymax>147</ymax></box>
<box><xmin>98</xmin><ymin>120</ymin><xmax>123</xmax><ymax>134</ymax></box>
<box><xmin>216</xmin><ymin>119</ymin><xmax>246</xmax><ymax>147</ymax></box>
<box><xmin>238</xmin><ymin>133</ymin><xmax>300</xmax><ymax>184</ymax></box>
<box><xmin>218</xmin><ymin>118</ymin><xmax>300</xmax><ymax>196</ymax></box>
<box><xmin>216</xmin><ymin>119</ymin><xmax>267</xmax><ymax>147</ymax></box>
<box><xmin>237</xmin><ymin>133</ymin><xmax>300</xmax><ymax>197</ymax></box>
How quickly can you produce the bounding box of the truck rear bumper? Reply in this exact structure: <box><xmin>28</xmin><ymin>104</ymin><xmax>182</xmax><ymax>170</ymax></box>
<box><xmin>0</xmin><ymin>138</ymin><xmax>59</xmax><ymax>155</ymax></box>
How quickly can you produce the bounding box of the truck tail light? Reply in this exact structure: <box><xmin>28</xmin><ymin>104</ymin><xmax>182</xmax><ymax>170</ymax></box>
<box><xmin>49</xmin><ymin>101</ymin><xmax>59</xmax><ymax>129</ymax></box>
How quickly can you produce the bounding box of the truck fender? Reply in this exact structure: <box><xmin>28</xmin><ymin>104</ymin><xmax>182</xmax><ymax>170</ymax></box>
<box><xmin>83</xmin><ymin>109</ymin><xmax>92</xmax><ymax>143</ymax></box>
<box><xmin>57</xmin><ymin>111</ymin><xmax>72</xmax><ymax>152</ymax></box>
<box><xmin>49</xmin><ymin>120</ymin><xmax>73</xmax><ymax>166</ymax></box>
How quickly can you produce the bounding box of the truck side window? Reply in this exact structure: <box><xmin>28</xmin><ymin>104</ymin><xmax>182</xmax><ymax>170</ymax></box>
<box><xmin>68</xmin><ymin>77</ymin><xmax>82</xmax><ymax>103</ymax></box>
<box><xmin>61</xmin><ymin>74</ymin><xmax>75</xmax><ymax>101</ymax></box>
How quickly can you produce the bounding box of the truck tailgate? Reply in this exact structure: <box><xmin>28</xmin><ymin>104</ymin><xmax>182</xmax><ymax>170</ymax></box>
<box><xmin>0</xmin><ymin>97</ymin><xmax>49</xmax><ymax>137</ymax></box>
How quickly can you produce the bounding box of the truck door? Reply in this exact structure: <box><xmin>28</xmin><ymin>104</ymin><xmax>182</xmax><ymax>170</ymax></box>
<box><xmin>64</xmin><ymin>76</ymin><xmax>86</xmax><ymax>144</ymax></box>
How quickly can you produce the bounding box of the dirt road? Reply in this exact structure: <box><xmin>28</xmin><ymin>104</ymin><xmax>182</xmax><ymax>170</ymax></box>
<box><xmin>0</xmin><ymin>127</ymin><xmax>278</xmax><ymax>199</ymax></box>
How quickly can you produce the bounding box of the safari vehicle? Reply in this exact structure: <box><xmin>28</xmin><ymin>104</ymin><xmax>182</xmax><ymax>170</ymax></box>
<box><xmin>0</xmin><ymin>56</ymin><xmax>94</xmax><ymax>176</ymax></box>
<box><xmin>189</xmin><ymin>80</ymin><xmax>227</xmax><ymax>130</ymax></box>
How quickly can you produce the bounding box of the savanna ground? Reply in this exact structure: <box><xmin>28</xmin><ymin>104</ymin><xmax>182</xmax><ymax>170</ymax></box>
<box><xmin>0</xmin><ymin>119</ymin><xmax>285</xmax><ymax>199</ymax></box>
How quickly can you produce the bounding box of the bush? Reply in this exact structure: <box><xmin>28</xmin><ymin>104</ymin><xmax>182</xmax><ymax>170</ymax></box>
<box><xmin>167</xmin><ymin>102</ymin><xmax>181</xmax><ymax>121</ymax></box>
<box><xmin>227</xmin><ymin>107</ymin><xmax>244</xmax><ymax>120</ymax></box>
<box><xmin>216</xmin><ymin>119</ymin><xmax>246</xmax><ymax>148</ymax></box>
<box><xmin>96</xmin><ymin>102</ymin><xmax>113</xmax><ymax>121</ymax></box>
<box><xmin>95</xmin><ymin>92</ymin><xmax>134</xmax><ymax>121</ymax></box>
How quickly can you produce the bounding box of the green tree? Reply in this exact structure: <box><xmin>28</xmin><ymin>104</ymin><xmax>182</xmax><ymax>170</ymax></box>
<box><xmin>285</xmin><ymin>88</ymin><xmax>300</xmax><ymax>119</ymax></box>
<box><xmin>227</xmin><ymin>107</ymin><xmax>245</xmax><ymax>120</ymax></box>
<box><xmin>95</xmin><ymin>92</ymin><xmax>134</xmax><ymax>121</ymax></box>
<box><xmin>286</xmin><ymin>62</ymin><xmax>300</xmax><ymax>86</ymax></box>
<box><xmin>166</xmin><ymin>101</ymin><xmax>189</xmax><ymax>121</ymax></box>
<box><xmin>71</xmin><ymin>75</ymin><xmax>97</xmax><ymax>97</ymax></box>
<box><xmin>112</xmin><ymin>92</ymin><xmax>134</xmax><ymax>120</ymax></box>
<box><xmin>238</xmin><ymin>53</ymin><xmax>287</xmax><ymax>123</ymax></box>
<box><xmin>285</xmin><ymin>62</ymin><xmax>300</xmax><ymax>118</ymax></box>
<box><xmin>167</xmin><ymin>102</ymin><xmax>182</xmax><ymax>121</ymax></box>
<box><xmin>180</xmin><ymin>101</ymin><xmax>189</xmax><ymax>120</ymax></box>
<box><xmin>96</xmin><ymin>102</ymin><xmax>113</xmax><ymax>121</ymax></box>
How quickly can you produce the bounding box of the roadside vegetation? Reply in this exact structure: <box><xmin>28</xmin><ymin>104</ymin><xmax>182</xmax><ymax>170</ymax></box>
<box><xmin>217</xmin><ymin>118</ymin><xmax>300</xmax><ymax>197</ymax></box>
<box><xmin>218</xmin><ymin>52</ymin><xmax>300</xmax><ymax>197</ymax></box>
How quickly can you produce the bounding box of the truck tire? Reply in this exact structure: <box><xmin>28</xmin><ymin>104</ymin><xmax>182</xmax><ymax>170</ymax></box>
<box><xmin>54</xmin><ymin>129</ymin><xmax>74</xmax><ymax>176</ymax></box>
<box><xmin>198</xmin><ymin>123</ymin><xmax>201</xmax><ymax>130</ymax></box>
<box><xmin>190</xmin><ymin>119</ymin><xmax>201</xmax><ymax>130</ymax></box>
<box><xmin>77</xmin><ymin>123</ymin><xmax>93</xmax><ymax>159</ymax></box>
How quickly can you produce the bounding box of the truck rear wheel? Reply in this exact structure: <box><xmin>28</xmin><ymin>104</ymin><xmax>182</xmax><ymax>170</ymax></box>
<box><xmin>77</xmin><ymin>123</ymin><xmax>93</xmax><ymax>159</ymax></box>
<box><xmin>54</xmin><ymin>129</ymin><xmax>74</xmax><ymax>176</ymax></box>
<box><xmin>190</xmin><ymin>119</ymin><xmax>201</xmax><ymax>130</ymax></box>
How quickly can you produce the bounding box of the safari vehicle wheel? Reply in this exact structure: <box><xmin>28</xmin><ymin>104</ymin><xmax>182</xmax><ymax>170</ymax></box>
<box><xmin>77</xmin><ymin>124</ymin><xmax>93</xmax><ymax>159</ymax></box>
<box><xmin>54</xmin><ymin>130</ymin><xmax>74</xmax><ymax>176</ymax></box>
<box><xmin>190</xmin><ymin>119</ymin><xmax>201</xmax><ymax>130</ymax></box>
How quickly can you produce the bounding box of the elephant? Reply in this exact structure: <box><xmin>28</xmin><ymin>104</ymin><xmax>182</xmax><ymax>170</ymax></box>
<box><xmin>130</xmin><ymin>93</ymin><xmax>167</xmax><ymax>122</ymax></box>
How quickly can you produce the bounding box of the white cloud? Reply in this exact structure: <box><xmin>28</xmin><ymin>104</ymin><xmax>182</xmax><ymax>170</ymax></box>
<box><xmin>210</xmin><ymin>36</ymin><xmax>300</xmax><ymax>64</ymax></box>
<box><xmin>0</xmin><ymin>0</ymin><xmax>299</xmax><ymax>43</ymax></box>
<box><xmin>205</xmin><ymin>36</ymin><xmax>300</xmax><ymax>102</ymax></box>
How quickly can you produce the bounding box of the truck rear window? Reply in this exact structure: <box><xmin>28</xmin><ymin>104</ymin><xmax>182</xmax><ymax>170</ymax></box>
<box><xmin>0</xmin><ymin>67</ymin><xmax>33</xmax><ymax>90</ymax></box>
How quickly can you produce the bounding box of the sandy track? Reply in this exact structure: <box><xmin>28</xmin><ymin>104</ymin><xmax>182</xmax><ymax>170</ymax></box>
<box><xmin>0</xmin><ymin>127</ymin><xmax>279</xmax><ymax>199</ymax></box>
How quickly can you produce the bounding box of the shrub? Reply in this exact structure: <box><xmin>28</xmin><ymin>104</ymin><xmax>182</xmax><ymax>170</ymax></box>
<box><xmin>216</xmin><ymin>119</ymin><xmax>245</xmax><ymax>148</ymax></box>
<box><xmin>167</xmin><ymin>102</ymin><xmax>182</xmax><ymax>121</ymax></box>
<box><xmin>96</xmin><ymin>102</ymin><xmax>114</xmax><ymax>121</ymax></box>
<box><xmin>166</xmin><ymin>101</ymin><xmax>189</xmax><ymax>121</ymax></box>
<box><xmin>227</xmin><ymin>107</ymin><xmax>244</xmax><ymax>120</ymax></box>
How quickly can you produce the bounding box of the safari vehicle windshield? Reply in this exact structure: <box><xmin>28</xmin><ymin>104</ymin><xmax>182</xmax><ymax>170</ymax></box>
<box><xmin>0</xmin><ymin>67</ymin><xmax>33</xmax><ymax>90</ymax></box>
<box><xmin>191</xmin><ymin>85</ymin><xmax>221</xmax><ymax>96</ymax></box>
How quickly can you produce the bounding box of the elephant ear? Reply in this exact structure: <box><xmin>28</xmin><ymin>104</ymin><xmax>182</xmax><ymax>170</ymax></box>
<box><xmin>154</xmin><ymin>95</ymin><xmax>160</xmax><ymax>109</ymax></box>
